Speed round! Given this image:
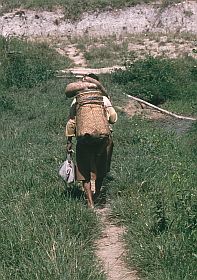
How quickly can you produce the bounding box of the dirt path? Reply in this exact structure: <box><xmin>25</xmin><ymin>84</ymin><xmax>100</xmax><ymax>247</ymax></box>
<box><xmin>61</xmin><ymin>45</ymin><xmax>193</xmax><ymax>280</ymax></box>
<box><xmin>95</xmin><ymin>206</ymin><xmax>139</xmax><ymax>280</ymax></box>
<box><xmin>55</xmin><ymin>45</ymin><xmax>88</xmax><ymax>66</ymax></box>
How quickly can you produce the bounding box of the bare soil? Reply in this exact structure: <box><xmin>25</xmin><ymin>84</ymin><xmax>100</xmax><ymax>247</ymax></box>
<box><xmin>96</xmin><ymin>206</ymin><xmax>139</xmax><ymax>280</ymax></box>
<box><xmin>123</xmin><ymin>99</ymin><xmax>166</xmax><ymax>120</ymax></box>
<box><xmin>55</xmin><ymin>44</ymin><xmax>88</xmax><ymax>67</ymax></box>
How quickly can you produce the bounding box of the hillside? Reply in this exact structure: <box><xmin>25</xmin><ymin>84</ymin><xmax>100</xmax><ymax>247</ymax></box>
<box><xmin>0</xmin><ymin>1</ymin><xmax>197</xmax><ymax>38</ymax></box>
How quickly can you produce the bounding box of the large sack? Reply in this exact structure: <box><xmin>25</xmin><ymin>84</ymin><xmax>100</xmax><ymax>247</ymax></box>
<box><xmin>83</xmin><ymin>76</ymin><xmax>108</xmax><ymax>97</ymax></box>
<box><xmin>65</xmin><ymin>77</ymin><xmax>108</xmax><ymax>98</ymax></box>
<box><xmin>65</xmin><ymin>81</ymin><xmax>97</xmax><ymax>98</ymax></box>
<box><xmin>76</xmin><ymin>92</ymin><xmax>110</xmax><ymax>144</ymax></box>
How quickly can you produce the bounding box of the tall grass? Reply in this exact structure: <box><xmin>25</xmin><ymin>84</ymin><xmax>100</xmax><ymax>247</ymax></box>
<box><xmin>0</xmin><ymin>85</ymin><xmax>106</xmax><ymax>279</ymax></box>
<box><xmin>108</xmin><ymin>115</ymin><xmax>197</xmax><ymax>279</ymax></box>
<box><xmin>0</xmin><ymin>37</ymin><xmax>71</xmax><ymax>89</ymax></box>
<box><xmin>1</xmin><ymin>35</ymin><xmax>196</xmax><ymax>280</ymax></box>
<box><xmin>101</xmin><ymin>69</ymin><xmax>197</xmax><ymax>279</ymax></box>
<box><xmin>83</xmin><ymin>38</ymin><xmax>129</xmax><ymax>68</ymax></box>
<box><xmin>0</xmin><ymin>38</ymin><xmax>105</xmax><ymax>279</ymax></box>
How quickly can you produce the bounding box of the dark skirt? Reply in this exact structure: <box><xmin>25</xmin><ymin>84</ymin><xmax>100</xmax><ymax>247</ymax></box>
<box><xmin>76</xmin><ymin>136</ymin><xmax>114</xmax><ymax>181</ymax></box>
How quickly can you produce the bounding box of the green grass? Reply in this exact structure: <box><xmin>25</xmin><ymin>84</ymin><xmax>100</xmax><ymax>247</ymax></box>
<box><xmin>0</xmin><ymin>79</ymin><xmax>106</xmax><ymax>280</ymax></box>
<box><xmin>100</xmin><ymin>72</ymin><xmax>197</xmax><ymax>279</ymax></box>
<box><xmin>83</xmin><ymin>39</ymin><xmax>129</xmax><ymax>68</ymax></box>
<box><xmin>109</xmin><ymin>115</ymin><xmax>197</xmax><ymax>280</ymax></box>
<box><xmin>1</xmin><ymin>0</ymin><xmax>183</xmax><ymax>19</ymax></box>
<box><xmin>1</xmin><ymin>36</ymin><xmax>197</xmax><ymax>280</ymax></box>
<box><xmin>0</xmin><ymin>38</ymin><xmax>105</xmax><ymax>279</ymax></box>
<box><xmin>0</xmin><ymin>37</ymin><xmax>72</xmax><ymax>89</ymax></box>
<box><xmin>69</xmin><ymin>35</ymin><xmax>129</xmax><ymax>68</ymax></box>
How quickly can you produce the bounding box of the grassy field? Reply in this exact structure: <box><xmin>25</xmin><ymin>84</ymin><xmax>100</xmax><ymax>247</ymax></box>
<box><xmin>1</xmin><ymin>0</ymin><xmax>182</xmax><ymax>19</ymax></box>
<box><xmin>101</xmin><ymin>57</ymin><xmax>196</xmax><ymax>279</ymax></box>
<box><xmin>109</xmin><ymin>114</ymin><xmax>197</xmax><ymax>279</ymax></box>
<box><xmin>1</xmin><ymin>37</ymin><xmax>197</xmax><ymax>279</ymax></box>
<box><xmin>0</xmin><ymin>38</ymin><xmax>105</xmax><ymax>280</ymax></box>
<box><xmin>101</xmin><ymin>72</ymin><xmax>197</xmax><ymax>279</ymax></box>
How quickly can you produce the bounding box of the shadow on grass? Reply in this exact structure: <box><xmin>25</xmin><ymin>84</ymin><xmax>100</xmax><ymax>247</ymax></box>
<box><xmin>62</xmin><ymin>184</ymin><xmax>85</xmax><ymax>200</ymax></box>
<box><xmin>60</xmin><ymin>173</ymin><xmax>114</xmax><ymax>208</ymax></box>
<box><xmin>94</xmin><ymin>186</ymin><xmax>107</xmax><ymax>209</ymax></box>
<box><xmin>94</xmin><ymin>173</ymin><xmax>115</xmax><ymax>209</ymax></box>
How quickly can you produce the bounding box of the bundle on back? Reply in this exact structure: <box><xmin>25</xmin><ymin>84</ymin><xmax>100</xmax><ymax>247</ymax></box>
<box><xmin>65</xmin><ymin>76</ymin><xmax>108</xmax><ymax>98</ymax></box>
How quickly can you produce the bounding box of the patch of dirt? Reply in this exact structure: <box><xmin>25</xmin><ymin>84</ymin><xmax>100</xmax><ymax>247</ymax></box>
<box><xmin>55</xmin><ymin>44</ymin><xmax>88</xmax><ymax>66</ymax></box>
<box><xmin>59</xmin><ymin>66</ymin><xmax>125</xmax><ymax>76</ymax></box>
<box><xmin>127</xmin><ymin>36</ymin><xmax>197</xmax><ymax>60</ymax></box>
<box><xmin>123</xmin><ymin>100</ymin><xmax>166</xmax><ymax>120</ymax></box>
<box><xmin>96</xmin><ymin>206</ymin><xmax>139</xmax><ymax>280</ymax></box>
<box><xmin>54</xmin><ymin>35</ymin><xmax>196</xmax><ymax>69</ymax></box>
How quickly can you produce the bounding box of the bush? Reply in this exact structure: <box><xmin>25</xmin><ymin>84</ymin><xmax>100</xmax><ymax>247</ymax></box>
<box><xmin>0</xmin><ymin>37</ymin><xmax>67</xmax><ymax>89</ymax></box>
<box><xmin>112</xmin><ymin>56</ymin><xmax>197</xmax><ymax>105</ymax></box>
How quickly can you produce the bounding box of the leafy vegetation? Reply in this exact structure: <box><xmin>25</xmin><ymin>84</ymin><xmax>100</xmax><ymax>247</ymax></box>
<box><xmin>111</xmin><ymin>56</ymin><xmax>197</xmax><ymax>114</ymax></box>
<box><xmin>0</xmin><ymin>37</ymin><xmax>71</xmax><ymax>89</ymax></box>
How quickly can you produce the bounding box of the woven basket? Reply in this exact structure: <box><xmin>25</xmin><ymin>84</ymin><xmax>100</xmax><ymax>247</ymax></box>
<box><xmin>76</xmin><ymin>92</ymin><xmax>110</xmax><ymax>139</ymax></box>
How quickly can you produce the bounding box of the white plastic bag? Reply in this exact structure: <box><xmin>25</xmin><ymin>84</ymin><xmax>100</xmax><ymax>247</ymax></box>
<box><xmin>59</xmin><ymin>154</ymin><xmax>75</xmax><ymax>183</ymax></box>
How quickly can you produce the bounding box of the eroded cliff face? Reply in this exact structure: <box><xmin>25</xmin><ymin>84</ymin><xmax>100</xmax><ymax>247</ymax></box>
<box><xmin>0</xmin><ymin>1</ymin><xmax>197</xmax><ymax>39</ymax></box>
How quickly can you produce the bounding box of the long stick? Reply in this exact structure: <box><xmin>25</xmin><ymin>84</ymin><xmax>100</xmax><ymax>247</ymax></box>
<box><xmin>123</xmin><ymin>93</ymin><xmax>197</xmax><ymax>121</ymax></box>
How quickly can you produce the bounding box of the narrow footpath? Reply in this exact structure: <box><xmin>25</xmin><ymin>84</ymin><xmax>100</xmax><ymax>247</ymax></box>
<box><xmin>96</xmin><ymin>206</ymin><xmax>139</xmax><ymax>280</ymax></box>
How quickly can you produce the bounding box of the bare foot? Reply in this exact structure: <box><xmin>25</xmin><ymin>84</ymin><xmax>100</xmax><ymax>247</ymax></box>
<box><xmin>88</xmin><ymin>202</ymin><xmax>94</xmax><ymax>209</ymax></box>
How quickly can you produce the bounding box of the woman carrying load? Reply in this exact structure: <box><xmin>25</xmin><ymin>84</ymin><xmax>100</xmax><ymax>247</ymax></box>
<box><xmin>65</xmin><ymin>73</ymin><xmax>117</xmax><ymax>208</ymax></box>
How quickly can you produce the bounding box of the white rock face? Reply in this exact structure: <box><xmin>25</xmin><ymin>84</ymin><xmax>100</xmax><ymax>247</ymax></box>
<box><xmin>0</xmin><ymin>1</ymin><xmax>197</xmax><ymax>38</ymax></box>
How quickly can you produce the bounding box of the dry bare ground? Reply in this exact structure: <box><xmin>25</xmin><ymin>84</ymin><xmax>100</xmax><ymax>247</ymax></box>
<box><xmin>0</xmin><ymin>1</ymin><xmax>197</xmax><ymax>37</ymax></box>
<box><xmin>96</xmin><ymin>207</ymin><xmax>139</xmax><ymax>280</ymax></box>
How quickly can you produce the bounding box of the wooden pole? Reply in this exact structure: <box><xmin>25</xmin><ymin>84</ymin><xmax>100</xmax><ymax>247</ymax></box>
<box><xmin>123</xmin><ymin>93</ymin><xmax>197</xmax><ymax>121</ymax></box>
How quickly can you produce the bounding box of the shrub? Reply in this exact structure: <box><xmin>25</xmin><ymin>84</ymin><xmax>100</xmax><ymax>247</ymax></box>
<box><xmin>0</xmin><ymin>37</ymin><xmax>66</xmax><ymax>89</ymax></box>
<box><xmin>112</xmin><ymin>56</ymin><xmax>197</xmax><ymax>105</ymax></box>
<box><xmin>0</xmin><ymin>94</ymin><xmax>14</xmax><ymax>111</ymax></box>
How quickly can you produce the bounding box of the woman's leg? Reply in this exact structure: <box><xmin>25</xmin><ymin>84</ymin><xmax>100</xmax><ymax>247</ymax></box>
<box><xmin>83</xmin><ymin>180</ymin><xmax>94</xmax><ymax>208</ymax></box>
<box><xmin>94</xmin><ymin>177</ymin><xmax>103</xmax><ymax>199</ymax></box>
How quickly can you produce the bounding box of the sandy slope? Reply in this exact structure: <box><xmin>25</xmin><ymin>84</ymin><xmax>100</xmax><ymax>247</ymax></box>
<box><xmin>0</xmin><ymin>1</ymin><xmax>197</xmax><ymax>38</ymax></box>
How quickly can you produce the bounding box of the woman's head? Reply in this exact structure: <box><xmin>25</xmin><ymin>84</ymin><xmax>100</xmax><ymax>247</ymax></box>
<box><xmin>85</xmin><ymin>73</ymin><xmax>99</xmax><ymax>81</ymax></box>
